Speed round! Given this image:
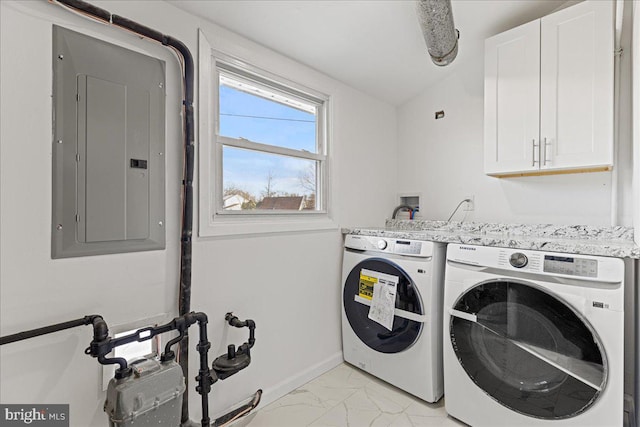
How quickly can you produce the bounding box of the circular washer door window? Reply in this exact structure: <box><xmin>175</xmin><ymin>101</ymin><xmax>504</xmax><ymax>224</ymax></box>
<box><xmin>343</xmin><ymin>258</ymin><xmax>423</xmax><ymax>354</ymax></box>
<box><xmin>449</xmin><ymin>280</ymin><xmax>607</xmax><ymax>420</ymax></box>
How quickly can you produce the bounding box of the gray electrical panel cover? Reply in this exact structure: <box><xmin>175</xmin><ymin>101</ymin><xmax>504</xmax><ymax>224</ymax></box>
<box><xmin>52</xmin><ymin>26</ymin><xmax>165</xmax><ymax>258</ymax></box>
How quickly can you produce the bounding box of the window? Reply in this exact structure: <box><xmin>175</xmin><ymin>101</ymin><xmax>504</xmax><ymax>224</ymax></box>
<box><xmin>198</xmin><ymin>31</ymin><xmax>336</xmax><ymax>236</ymax></box>
<box><xmin>214</xmin><ymin>60</ymin><xmax>328</xmax><ymax>216</ymax></box>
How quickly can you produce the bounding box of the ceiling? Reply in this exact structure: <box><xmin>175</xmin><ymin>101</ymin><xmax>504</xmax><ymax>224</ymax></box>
<box><xmin>169</xmin><ymin>0</ymin><xmax>570</xmax><ymax>106</ymax></box>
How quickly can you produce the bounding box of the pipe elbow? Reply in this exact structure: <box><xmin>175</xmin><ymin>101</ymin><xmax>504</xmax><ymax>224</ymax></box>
<box><xmin>392</xmin><ymin>205</ymin><xmax>413</xmax><ymax>219</ymax></box>
<box><xmin>92</xmin><ymin>316</ymin><xmax>108</xmax><ymax>341</ymax></box>
<box><xmin>193</xmin><ymin>312</ymin><xmax>208</xmax><ymax>324</ymax></box>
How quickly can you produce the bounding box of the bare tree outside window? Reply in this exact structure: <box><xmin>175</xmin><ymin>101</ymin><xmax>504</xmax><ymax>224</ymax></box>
<box><xmin>261</xmin><ymin>170</ymin><xmax>277</xmax><ymax>199</ymax></box>
<box><xmin>298</xmin><ymin>163</ymin><xmax>317</xmax><ymax>209</ymax></box>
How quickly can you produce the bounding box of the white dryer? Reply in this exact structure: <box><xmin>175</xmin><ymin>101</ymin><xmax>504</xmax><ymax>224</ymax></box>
<box><xmin>443</xmin><ymin>243</ymin><xmax>626</xmax><ymax>426</ymax></box>
<box><xmin>341</xmin><ymin>234</ymin><xmax>446</xmax><ymax>402</ymax></box>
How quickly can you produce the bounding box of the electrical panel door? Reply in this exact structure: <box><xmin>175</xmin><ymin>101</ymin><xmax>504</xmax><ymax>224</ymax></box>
<box><xmin>52</xmin><ymin>26</ymin><xmax>165</xmax><ymax>258</ymax></box>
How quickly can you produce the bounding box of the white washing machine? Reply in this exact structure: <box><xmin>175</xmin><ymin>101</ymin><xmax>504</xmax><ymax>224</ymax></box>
<box><xmin>443</xmin><ymin>243</ymin><xmax>626</xmax><ymax>426</ymax></box>
<box><xmin>341</xmin><ymin>234</ymin><xmax>446</xmax><ymax>402</ymax></box>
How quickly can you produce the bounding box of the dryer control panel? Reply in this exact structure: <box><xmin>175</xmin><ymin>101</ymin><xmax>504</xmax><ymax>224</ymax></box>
<box><xmin>500</xmin><ymin>251</ymin><xmax>597</xmax><ymax>278</ymax></box>
<box><xmin>447</xmin><ymin>244</ymin><xmax>623</xmax><ymax>283</ymax></box>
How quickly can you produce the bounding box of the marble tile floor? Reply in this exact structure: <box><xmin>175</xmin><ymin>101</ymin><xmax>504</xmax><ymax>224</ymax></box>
<box><xmin>240</xmin><ymin>363</ymin><xmax>466</xmax><ymax>427</ymax></box>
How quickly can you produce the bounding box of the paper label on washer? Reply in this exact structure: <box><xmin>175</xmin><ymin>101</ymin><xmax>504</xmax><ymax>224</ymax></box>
<box><xmin>365</xmin><ymin>270</ymin><xmax>398</xmax><ymax>331</ymax></box>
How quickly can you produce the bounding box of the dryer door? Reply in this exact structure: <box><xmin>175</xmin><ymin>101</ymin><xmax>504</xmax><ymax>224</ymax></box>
<box><xmin>449</xmin><ymin>280</ymin><xmax>606</xmax><ymax>420</ymax></box>
<box><xmin>343</xmin><ymin>258</ymin><xmax>423</xmax><ymax>354</ymax></box>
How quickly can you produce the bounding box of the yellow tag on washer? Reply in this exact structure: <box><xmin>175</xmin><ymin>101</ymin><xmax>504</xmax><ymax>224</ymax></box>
<box><xmin>358</xmin><ymin>270</ymin><xmax>376</xmax><ymax>300</ymax></box>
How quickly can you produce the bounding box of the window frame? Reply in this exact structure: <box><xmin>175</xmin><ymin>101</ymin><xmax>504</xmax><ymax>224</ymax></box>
<box><xmin>198</xmin><ymin>30</ymin><xmax>336</xmax><ymax>237</ymax></box>
<box><xmin>213</xmin><ymin>57</ymin><xmax>328</xmax><ymax>216</ymax></box>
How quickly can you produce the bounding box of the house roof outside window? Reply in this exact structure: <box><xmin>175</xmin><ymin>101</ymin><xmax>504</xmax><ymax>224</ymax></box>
<box><xmin>256</xmin><ymin>196</ymin><xmax>304</xmax><ymax>210</ymax></box>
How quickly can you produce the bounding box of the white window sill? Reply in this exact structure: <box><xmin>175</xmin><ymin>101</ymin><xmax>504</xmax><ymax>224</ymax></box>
<box><xmin>198</xmin><ymin>215</ymin><xmax>339</xmax><ymax>238</ymax></box>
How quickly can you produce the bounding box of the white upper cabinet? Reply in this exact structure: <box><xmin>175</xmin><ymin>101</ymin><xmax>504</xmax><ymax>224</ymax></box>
<box><xmin>540</xmin><ymin>1</ymin><xmax>614</xmax><ymax>171</ymax></box>
<box><xmin>484</xmin><ymin>20</ymin><xmax>541</xmax><ymax>175</ymax></box>
<box><xmin>484</xmin><ymin>0</ymin><xmax>614</xmax><ymax>177</ymax></box>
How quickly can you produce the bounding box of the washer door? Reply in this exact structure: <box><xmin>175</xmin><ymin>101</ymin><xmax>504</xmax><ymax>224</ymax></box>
<box><xmin>449</xmin><ymin>280</ymin><xmax>606</xmax><ymax>420</ymax></box>
<box><xmin>343</xmin><ymin>258</ymin><xmax>423</xmax><ymax>354</ymax></box>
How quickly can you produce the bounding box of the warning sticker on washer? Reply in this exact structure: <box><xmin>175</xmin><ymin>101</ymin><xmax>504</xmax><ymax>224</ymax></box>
<box><xmin>358</xmin><ymin>269</ymin><xmax>377</xmax><ymax>300</ymax></box>
<box><xmin>362</xmin><ymin>269</ymin><xmax>398</xmax><ymax>331</ymax></box>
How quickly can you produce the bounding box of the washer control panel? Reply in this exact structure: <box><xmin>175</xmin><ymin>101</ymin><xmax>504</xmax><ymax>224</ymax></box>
<box><xmin>344</xmin><ymin>235</ymin><xmax>433</xmax><ymax>258</ymax></box>
<box><xmin>543</xmin><ymin>255</ymin><xmax>598</xmax><ymax>278</ymax></box>
<box><xmin>394</xmin><ymin>240</ymin><xmax>423</xmax><ymax>255</ymax></box>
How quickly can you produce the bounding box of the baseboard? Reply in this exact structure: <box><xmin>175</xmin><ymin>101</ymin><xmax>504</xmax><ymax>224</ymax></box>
<box><xmin>256</xmin><ymin>351</ymin><xmax>344</xmax><ymax>409</ymax></box>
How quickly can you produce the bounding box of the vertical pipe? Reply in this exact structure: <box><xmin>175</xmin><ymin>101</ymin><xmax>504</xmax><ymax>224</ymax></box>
<box><xmin>195</xmin><ymin>315</ymin><xmax>211</xmax><ymax>427</ymax></box>
<box><xmin>52</xmin><ymin>2</ymin><xmax>196</xmax><ymax>424</ymax></box>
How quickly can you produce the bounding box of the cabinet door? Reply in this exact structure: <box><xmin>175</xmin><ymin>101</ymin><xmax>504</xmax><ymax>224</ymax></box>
<box><xmin>540</xmin><ymin>0</ymin><xmax>614</xmax><ymax>170</ymax></box>
<box><xmin>484</xmin><ymin>20</ymin><xmax>540</xmax><ymax>175</ymax></box>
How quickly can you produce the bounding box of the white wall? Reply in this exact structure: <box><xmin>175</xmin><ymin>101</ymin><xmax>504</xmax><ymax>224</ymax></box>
<box><xmin>397</xmin><ymin>5</ymin><xmax>635</xmax><ymax>227</ymax></box>
<box><xmin>0</xmin><ymin>1</ymin><xmax>397</xmax><ymax>425</ymax></box>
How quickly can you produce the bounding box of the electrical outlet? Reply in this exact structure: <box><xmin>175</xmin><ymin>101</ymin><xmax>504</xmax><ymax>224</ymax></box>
<box><xmin>464</xmin><ymin>196</ymin><xmax>475</xmax><ymax>211</ymax></box>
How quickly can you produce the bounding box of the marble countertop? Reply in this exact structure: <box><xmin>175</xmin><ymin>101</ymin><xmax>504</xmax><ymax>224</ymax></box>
<box><xmin>342</xmin><ymin>220</ymin><xmax>640</xmax><ymax>259</ymax></box>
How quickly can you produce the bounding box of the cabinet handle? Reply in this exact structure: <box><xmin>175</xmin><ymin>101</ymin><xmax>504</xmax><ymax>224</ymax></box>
<box><xmin>532</xmin><ymin>139</ymin><xmax>539</xmax><ymax>167</ymax></box>
<box><xmin>543</xmin><ymin>137</ymin><xmax>551</xmax><ymax>165</ymax></box>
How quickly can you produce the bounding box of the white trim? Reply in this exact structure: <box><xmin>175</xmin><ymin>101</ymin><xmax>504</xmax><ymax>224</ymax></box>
<box><xmin>219</xmin><ymin>68</ymin><xmax>319</xmax><ymax>114</ymax></box>
<box><xmin>219</xmin><ymin>135</ymin><xmax>325</xmax><ymax>162</ymax></box>
<box><xmin>201</xmin><ymin>216</ymin><xmax>337</xmax><ymax>237</ymax></box>
<box><xmin>611</xmin><ymin>0</ymin><xmax>624</xmax><ymax>226</ymax></box>
<box><xmin>198</xmin><ymin>29</ymin><xmax>215</xmax><ymax>238</ymax></box>
<box><xmin>213</xmin><ymin>50</ymin><xmax>328</xmax><ymax>106</ymax></box>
